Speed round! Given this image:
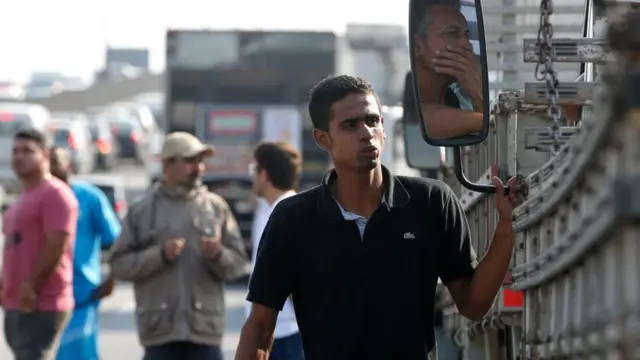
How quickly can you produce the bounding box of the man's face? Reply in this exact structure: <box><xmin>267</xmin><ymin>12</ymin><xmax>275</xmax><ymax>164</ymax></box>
<box><xmin>251</xmin><ymin>163</ymin><xmax>269</xmax><ymax>197</ymax></box>
<box><xmin>12</xmin><ymin>139</ymin><xmax>47</xmax><ymax>178</ymax></box>
<box><xmin>313</xmin><ymin>93</ymin><xmax>384</xmax><ymax>173</ymax></box>
<box><xmin>165</xmin><ymin>153</ymin><xmax>205</xmax><ymax>187</ymax></box>
<box><xmin>414</xmin><ymin>5</ymin><xmax>472</xmax><ymax>71</ymax></box>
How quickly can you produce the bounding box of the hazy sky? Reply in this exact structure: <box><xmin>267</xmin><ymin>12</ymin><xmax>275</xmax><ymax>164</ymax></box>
<box><xmin>0</xmin><ymin>0</ymin><xmax>408</xmax><ymax>81</ymax></box>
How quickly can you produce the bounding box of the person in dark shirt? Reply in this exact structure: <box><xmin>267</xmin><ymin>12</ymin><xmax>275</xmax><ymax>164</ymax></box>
<box><xmin>235</xmin><ymin>75</ymin><xmax>517</xmax><ymax>360</ymax></box>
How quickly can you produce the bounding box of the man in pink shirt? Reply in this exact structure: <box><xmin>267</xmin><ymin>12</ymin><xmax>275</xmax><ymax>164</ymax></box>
<box><xmin>1</xmin><ymin>128</ymin><xmax>79</xmax><ymax>360</ymax></box>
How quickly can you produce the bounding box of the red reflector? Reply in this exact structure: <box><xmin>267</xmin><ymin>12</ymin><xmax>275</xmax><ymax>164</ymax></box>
<box><xmin>0</xmin><ymin>113</ymin><xmax>14</xmax><ymax>121</ymax></box>
<box><xmin>115</xmin><ymin>200</ymin><xmax>127</xmax><ymax>217</ymax></box>
<box><xmin>503</xmin><ymin>288</ymin><xmax>523</xmax><ymax>308</ymax></box>
<box><xmin>68</xmin><ymin>134</ymin><xmax>78</xmax><ymax>149</ymax></box>
<box><xmin>130</xmin><ymin>131</ymin><xmax>140</xmax><ymax>142</ymax></box>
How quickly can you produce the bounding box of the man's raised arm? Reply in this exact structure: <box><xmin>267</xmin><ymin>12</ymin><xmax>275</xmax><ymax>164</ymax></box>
<box><xmin>235</xmin><ymin>203</ymin><xmax>296</xmax><ymax>360</ymax></box>
<box><xmin>437</xmin><ymin>171</ymin><xmax>516</xmax><ymax>321</ymax></box>
<box><xmin>422</xmin><ymin>103</ymin><xmax>484</xmax><ymax>139</ymax></box>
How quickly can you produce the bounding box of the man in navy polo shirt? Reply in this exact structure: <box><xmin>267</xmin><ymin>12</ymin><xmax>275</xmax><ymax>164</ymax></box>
<box><xmin>235</xmin><ymin>75</ymin><xmax>517</xmax><ymax>360</ymax></box>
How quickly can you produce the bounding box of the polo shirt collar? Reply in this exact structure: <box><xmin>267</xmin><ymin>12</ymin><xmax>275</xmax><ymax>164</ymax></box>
<box><xmin>317</xmin><ymin>165</ymin><xmax>410</xmax><ymax>223</ymax></box>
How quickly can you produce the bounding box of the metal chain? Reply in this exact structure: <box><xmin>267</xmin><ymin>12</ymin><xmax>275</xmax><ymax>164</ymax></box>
<box><xmin>534</xmin><ymin>0</ymin><xmax>563</xmax><ymax>153</ymax></box>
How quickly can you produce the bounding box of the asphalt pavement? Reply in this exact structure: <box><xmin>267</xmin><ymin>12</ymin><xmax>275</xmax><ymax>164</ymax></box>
<box><xmin>0</xmin><ymin>163</ymin><xmax>247</xmax><ymax>359</ymax></box>
<box><xmin>0</xmin><ymin>283</ymin><xmax>247</xmax><ymax>359</ymax></box>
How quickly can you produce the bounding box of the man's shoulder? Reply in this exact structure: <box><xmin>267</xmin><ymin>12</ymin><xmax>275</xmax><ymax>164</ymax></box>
<box><xmin>127</xmin><ymin>188</ymin><xmax>159</xmax><ymax>219</ymax></box>
<box><xmin>41</xmin><ymin>177</ymin><xmax>77</xmax><ymax>206</ymax></box>
<box><xmin>395</xmin><ymin>175</ymin><xmax>453</xmax><ymax>200</ymax></box>
<box><xmin>198</xmin><ymin>190</ymin><xmax>231</xmax><ymax>210</ymax></box>
<box><xmin>70</xmin><ymin>181</ymin><xmax>102</xmax><ymax>198</ymax></box>
<box><xmin>43</xmin><ymin>176</ymin><xmax>71</xmax><ymax>193</ymax></box>
<box><xmin>264</xmin><ymin>186</ymin><xmax>321</xmax><ymax>225</ymax></box>
<box><xmin>274</xmin><ymin>186</ymin><xmax>321</xmax><ymax>213</ymax></box>
<box><xmin>394</xmin><ymin>175</ymin><xmax>460</xmax><ymax>214</ymax></box>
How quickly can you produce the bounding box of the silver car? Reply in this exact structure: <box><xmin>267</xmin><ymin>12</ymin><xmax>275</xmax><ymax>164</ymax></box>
<box><xmin>0</xmin><ymin>103</ymin><xmax>51</xmax><ymax>194</ymax></box>
<box><xmin>48</xmin><ymin>115</ymin><xmax>96</xmax><ymax>174</ymax></box>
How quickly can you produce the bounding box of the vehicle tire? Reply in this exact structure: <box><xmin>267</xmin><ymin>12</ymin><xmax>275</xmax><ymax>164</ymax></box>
<box><xmin>134</xmin><ymin>152</ymin><xmax>144</xmax><ymax>165</ymax></box>
<box><xmin>108</xmin><ymin>156</ymin><xmax>118</xmax><ymax>170</ymax></box>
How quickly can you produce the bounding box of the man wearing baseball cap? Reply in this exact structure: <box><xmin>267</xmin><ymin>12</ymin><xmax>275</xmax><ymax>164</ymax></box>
<box><xmin>110</xmin><ymin>132</ymin><xmax>248</xmax><ymax>360</ymax></box>
<box><xmin>162</xmin><ymin>131</ymin><xmax>216</xmax><ymax>161</ymax></box>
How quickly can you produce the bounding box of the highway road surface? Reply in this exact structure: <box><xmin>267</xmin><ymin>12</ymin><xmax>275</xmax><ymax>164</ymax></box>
<box><xmin>0</xmin><ymin>283</ymin><xmax>247</xmax><ymax>359</ymax></box>
<box><xmin>0</xmin><ymin>163</ymin><xmax>247</xmax><ymax>359</ymax></box>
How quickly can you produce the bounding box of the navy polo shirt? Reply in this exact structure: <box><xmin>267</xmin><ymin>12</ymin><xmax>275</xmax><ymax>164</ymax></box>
<box><xmin>247</xmin><ymin>166</ymin><xmax>477</xmax><ymax>360</ymax></box>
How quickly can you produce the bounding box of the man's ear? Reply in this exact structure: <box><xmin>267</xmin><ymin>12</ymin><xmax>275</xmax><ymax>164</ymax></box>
<box><xmin>413</xmin><ymin>34</ymin><xmax>425</xmax><ymax>56</ymax></box>
<box><xmin>259</xmin><ymin>168</ymin><xmax>271</xmax><ymax>184</ymax></box>
<box><xmin>312</xmin><ymin>129</ymin><xmax>330</xmax><ymax>152</ymax></box>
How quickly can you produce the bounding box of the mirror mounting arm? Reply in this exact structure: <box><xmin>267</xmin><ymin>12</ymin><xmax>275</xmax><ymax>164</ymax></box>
<box><xmin>453</xmin><ymin>146</ymin><xmax>510</xmax><ymax>195</ymax></box>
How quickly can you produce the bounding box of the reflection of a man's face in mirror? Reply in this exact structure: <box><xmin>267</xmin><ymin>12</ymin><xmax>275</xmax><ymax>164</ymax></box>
<box><xmin>415</xmin><ymin>5</ymin><xmax>471</xmax><ymax>78</ymax></box>
<box><xmin>414</xmin><ymin>3</ymin><xmax>474</xmax><ymax>101</ymax></box>
<box><xmin>412</xmin><ymin>0</ymin><xmax>485</xmax><ymax>140</ymax></box>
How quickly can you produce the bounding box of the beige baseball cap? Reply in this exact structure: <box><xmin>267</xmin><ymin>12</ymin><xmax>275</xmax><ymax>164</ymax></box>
<box><xmin>161</xmin><ymin>132</ymin><xmax>215</xmax><ymax>160</ymax></box>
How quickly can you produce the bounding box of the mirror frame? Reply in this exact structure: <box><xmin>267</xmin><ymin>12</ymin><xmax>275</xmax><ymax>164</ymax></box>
<box><xmin>408</xmin><ymin>0</ymin><xmax>492</xmax><ymax>147</ymax></box>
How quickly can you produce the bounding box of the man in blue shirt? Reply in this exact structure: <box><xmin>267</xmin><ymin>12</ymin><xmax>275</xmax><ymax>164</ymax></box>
<box><xmin>49</xmin><ymin>147</ymin><xmax>121</xmax><ymax>360</ymax></box>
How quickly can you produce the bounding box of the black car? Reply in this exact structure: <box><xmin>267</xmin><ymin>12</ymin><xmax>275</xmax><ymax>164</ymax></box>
<box><xmin>87</xmin><ymin>113</ymin><xmax>119</xmax><ymax>170</ymax></box>
<box><xmin>113</xmin><ymin>116</ymin><xmax>144</xmax><ymax>163</ymax></box>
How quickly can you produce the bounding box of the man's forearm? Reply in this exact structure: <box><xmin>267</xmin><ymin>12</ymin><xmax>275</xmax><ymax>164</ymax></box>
<box><xmin>424</xmin><ymin>105</ymin><xmax>484</xmax><ymax>139</ymax></box>
<box><xmin>29</xmin><ymin>240</ymin><xmax>67</xmax><ymax>292</ymax></box>
<box><xmin>470</xmin><ymin>93</ymin><xmax>483</xmax><ymax>113</ymax></box>
<box><xmin>467</xmin><ymin>219</ymin><xmax>515</xmax><ymax>318</ymax></box>
<box><xmin>235</xmin><ymin>323</ymin><xmax>274</xmax><ymax>360</ymax></box>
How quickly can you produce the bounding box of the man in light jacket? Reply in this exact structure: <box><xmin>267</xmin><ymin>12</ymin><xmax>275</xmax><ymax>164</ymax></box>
<box><xmin>110</xmin><ymin>132</ymin><xmax>248</xmax><ymax>360</ymax></box>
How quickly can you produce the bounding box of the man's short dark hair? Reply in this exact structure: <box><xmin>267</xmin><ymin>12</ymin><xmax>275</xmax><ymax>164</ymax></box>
<box><xmin>254</xmin><ymin>141</ymin><xmax>301</xmax><ymax>191</ymax></box>
<box><xmin>415</xmin><ymin>0</ymin><xmax>462</xmax><ymax>38</ymax></box>
<box><xmin>14</xmin><ymin>128</ymin><xmax>51</xmax><ymax>150</ymax></box>
<box><xmin>308</xmin><ymin>75</ymin><xmax>378</xmax><ymax>131</ymax></box>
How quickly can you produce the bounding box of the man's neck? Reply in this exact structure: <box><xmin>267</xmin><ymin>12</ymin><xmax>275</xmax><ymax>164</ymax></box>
<box><xmin>418</xmin><ymin>67</ymin><xmax>450</xmax><ymax>103</ymax></box>
<box><xmin>333</xmin><ymin>165</ymin><xmax>384</xmax><ymax>218</ymax></box>
<box><xmin>264</xmin><ymin>188</ymin><xmax>294</xmax><ymax>206</ymax></box>
<box><xmin>162</xmin><ymin>178</ymin><xmax>199</xmax><ymax>189</ymax></box>
<box><xmin>21</xmin><ymin>172</ymin><xmax>50</xmax><ymax>190</ymax></box>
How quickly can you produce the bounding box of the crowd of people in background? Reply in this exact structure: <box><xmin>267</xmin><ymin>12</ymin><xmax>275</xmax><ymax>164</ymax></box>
<box><xmin>0</xmin><ymin>74</ymin><xmax>514</xmax><ymax>360</ymax></box>
<box><xmin>0</xmin><ymin>127</ymin><xmax>305</xmax><ymax>360</ymax></box>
